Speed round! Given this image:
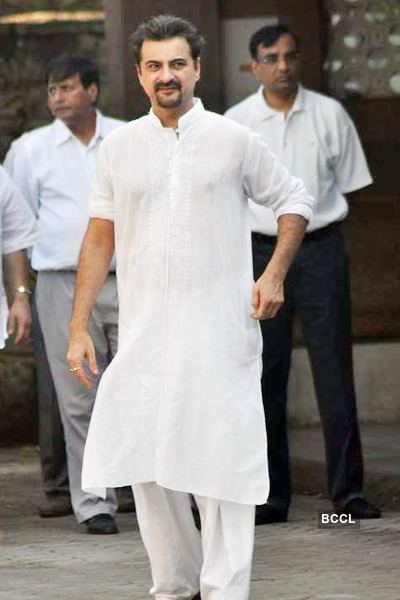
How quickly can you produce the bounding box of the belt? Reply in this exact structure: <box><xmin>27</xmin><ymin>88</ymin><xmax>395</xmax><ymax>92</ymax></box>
<box><xmin>252</xmin><ymin>222</ymin><xmax>341</xmax><ymax>245</ymax></box>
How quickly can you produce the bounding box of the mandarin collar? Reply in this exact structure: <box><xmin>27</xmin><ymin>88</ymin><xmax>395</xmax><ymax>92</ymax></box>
<box><xmin>148</xmin><ymin>98</ymin><xmax>205</xmax><ymax>132</ymax></box>
<box><xmin>256</xmin><ymin>85</ymin><xmax>310</xmax><ymax>121</ymax></box>
<box><xmin>52</xmin><ymin>109</ymin><xmax>105</xmax><ymax>146</ymax></box>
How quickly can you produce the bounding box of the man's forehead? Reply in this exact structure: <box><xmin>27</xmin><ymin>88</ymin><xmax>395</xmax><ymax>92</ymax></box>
<box><xmin>141</xmin><ymin>37</ymin><xmax>191</xmax><ymax>61</ymax></box>
<box><xmin>258</xmin><ymin>33</ymin><xmax>297</xmax><ymax>54</ymax></box>
<box><xmin>48</xmin><ymin>73</ymin><xmax>82</xmax><ymax>86</ymax></box>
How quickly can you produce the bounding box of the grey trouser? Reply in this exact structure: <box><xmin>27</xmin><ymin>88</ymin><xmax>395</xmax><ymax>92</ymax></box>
<box><xmin>31</xmin><ymin>294</ymin><xmax>69</xmax><ymax>497</ymax></box>
<box><xmin>36</xmin><ymin>271</ymin><xmax>118</xmax><ymax>523</ymax></box>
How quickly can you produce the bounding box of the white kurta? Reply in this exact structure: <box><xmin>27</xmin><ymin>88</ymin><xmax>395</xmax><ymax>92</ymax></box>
<box><xmin>0</xmin><ymin>165</ymin><xmax>39</xmax><ymax>349</ymax></box>
<box><xmin>82</xmin><ymin>100</ymin><xmax>313</xmax><ymax>505</ymax></box>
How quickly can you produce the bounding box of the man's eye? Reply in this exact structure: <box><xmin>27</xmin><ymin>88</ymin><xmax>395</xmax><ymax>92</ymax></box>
<box><xmin>172</xmin><ymin>61</ymin><xmax>186</xmax><ymax>68</ymax></box>
<box><xmin>264</xmin><ymin>54</ymin><xmax>278</xmax><ymax>64</ymax></box>
<box><xmin>147</xmin><ymin>63</ymin><xmax>160</xmax><ymax>70</ymax></box>
<box><xmin>48</xmin><ymin>85</ymin><xmax>75</xmax><ymax>95</ymax></box>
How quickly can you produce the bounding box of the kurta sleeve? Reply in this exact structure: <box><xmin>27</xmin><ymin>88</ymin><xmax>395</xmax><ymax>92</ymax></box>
<box><xmin>89</xmin><ymin>140</ymin><xmax>115</xmax><ymax>221</ymax></box>
<box><xmin>330</xmin><ymin>105</ymin><xmax>373</xmax><ymax>194</ymax></box>
<box><xmin>242</xmin><ymin>132</ymin><xmax>314</xmax><ymax>223</ymax></box>
<box><xmin>3</xmin><ymin>141</ymin><xmax>40</xmax><ymax>218</ymax></box>
<box><xmin>0</xmin><ymin>166</ymin><xmax>39</xmax><ymax>256</ymax></box>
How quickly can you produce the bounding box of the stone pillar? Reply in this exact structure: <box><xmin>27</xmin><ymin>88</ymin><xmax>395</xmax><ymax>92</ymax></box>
<box><xmin>104</xmin><ymin>0</ymin><xmax>223</xmax><ymax>119</ymax></box>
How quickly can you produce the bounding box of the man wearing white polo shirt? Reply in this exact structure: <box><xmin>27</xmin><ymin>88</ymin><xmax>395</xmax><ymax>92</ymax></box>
<box><xmin>226</xmin><ymin>23</ymin><xmax>381</xmax><ymax>523</ymax></box>
<box><xmin>5</xmin><ymin>55</ymin><xmax>124</xmax><ymax>534</ymax></box>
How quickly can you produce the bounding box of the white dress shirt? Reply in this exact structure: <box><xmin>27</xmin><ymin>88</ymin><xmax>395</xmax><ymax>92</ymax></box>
<box><xmin>0</xmin><ymin>165</ymin><xmax>39</xmax><ymax>349</ymax></box>
<box><xmin>225</xmin><ymin>86</ymin><xmax>373</xmax><ymax>234</ymax></box>
<box><xmin>4</xmin><ymin>110</ymin><xmax>124</xmax><ymax>270</ymax></box>
<box><xmin>82</xmin><ymin>99</ymin><xmax>313</xmax><ymax>504</ymax></box>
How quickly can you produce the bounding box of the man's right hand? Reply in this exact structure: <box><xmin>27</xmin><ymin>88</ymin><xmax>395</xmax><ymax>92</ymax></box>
<box><xmin>67</xmin><ymin>327</ymin><xmax>99</xmax><ymax>389</ymax></box>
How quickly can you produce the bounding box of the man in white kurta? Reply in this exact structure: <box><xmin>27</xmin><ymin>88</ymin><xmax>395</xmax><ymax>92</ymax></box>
<box><xmin>0</xmin><ymin>165</ymin><xmax>38</xmax><ymax>349</ymax></box>
<box><xmin>67</xmin><ymin>15</ymin><xmax>313</xmax><ymax>600</ymax></box>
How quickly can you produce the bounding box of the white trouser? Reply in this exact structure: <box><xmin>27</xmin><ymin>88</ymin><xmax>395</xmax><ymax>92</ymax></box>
<box><xmin>133</xmin><ymin>483</ymin><xmax>255</xmax><ymax>600</ymax></box>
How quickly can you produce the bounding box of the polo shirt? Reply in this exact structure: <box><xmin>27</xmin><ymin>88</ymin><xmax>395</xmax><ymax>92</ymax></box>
<box><xmin>225</xmin><ymin>86</ymin><xmax>372</xmax><ymax>234</ymax></box>
<box><xmin>4</xmin><ymin>110</ymin><xmax>124</xmax><ymax>270</ymax></box>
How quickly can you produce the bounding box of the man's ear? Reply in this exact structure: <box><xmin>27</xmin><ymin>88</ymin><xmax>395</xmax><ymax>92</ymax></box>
<box><xmin>136</xmin><ymin>64</ymin><xmax>142</xmax><ymax>83</ymax></box>
<box><xmin>251</xmin><ymin>60</ymin><xmax>261</xmax><ymax>82</ymax></box>
<box><xmin>195</xmin><ymin>57</ymin><xmax>201</xmax><ymax>81</ymax></box>
<box><xmin>87</xmin><ymin>83</ymin><xmax>99</xmax><ymax>104</ymax></box>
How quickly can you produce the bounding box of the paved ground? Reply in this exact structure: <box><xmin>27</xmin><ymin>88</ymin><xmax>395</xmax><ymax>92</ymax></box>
<box><xmin>0</xmin><ymin>443</ymin><xmax>399</xmax><ymax>600</ymax></box>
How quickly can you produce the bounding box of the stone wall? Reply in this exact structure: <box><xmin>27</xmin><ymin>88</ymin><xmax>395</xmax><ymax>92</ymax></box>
<box><xmin>324</xmin><ymin>0</ymin><xmax>400</xmax><ymax>98</ymax></box>
<box><xmin>0</xmin><ymin>331</ymin><xmax>37</xmax><ymax>444</ymax></box>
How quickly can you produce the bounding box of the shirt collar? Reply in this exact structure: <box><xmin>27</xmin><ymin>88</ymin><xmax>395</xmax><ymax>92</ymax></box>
<box><xmin>52</xmin><ymin>109</ymin><xmax>104</xmax><ymax>146</ymax></box>
<box><xmin>148</xmin><ymin>98</ymin><xmax>205</xmax><ymax>132</ymax></box>
<box><xmin>93</xmin><ymin>109</ymin><xmax>107</xmax><ymax>140</ymax></box>
<box><xmin>256</xmin><ymin>85</ymin><xmax>310</xmax><ymax>120</ymax></box>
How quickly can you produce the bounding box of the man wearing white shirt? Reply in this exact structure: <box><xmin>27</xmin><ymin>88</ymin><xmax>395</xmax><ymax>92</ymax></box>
<box><xmin>0</xmin><ymin>165</ymin><xmax>38</xmax><ymax>350</ymax></box>
<box><xmin>66</xmin><ymin>15</ymin><xmax>313</xmax><ymax>600</ymax></box>
<box><xmin>226</xmin><ymin>23</ymin><xmax>380</xmax><ymax>523</ymax></box>
<box><xmin>5</xmin><ymin>55</ymin><xmax>124</xmax><ymax>534</ymax></box>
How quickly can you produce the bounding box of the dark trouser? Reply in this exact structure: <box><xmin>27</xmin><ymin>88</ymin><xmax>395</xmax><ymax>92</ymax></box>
<box><xmin>252</xmin><ymin>226</ymin><xmax>364</xmax><ymax>511</ymax></box>
<box><xmin>31</xmin><ymin>295</ymin><xmax>69</xmax><ymax>497</ymax></box>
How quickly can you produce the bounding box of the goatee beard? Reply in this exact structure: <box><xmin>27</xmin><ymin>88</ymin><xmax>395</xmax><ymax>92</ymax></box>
<box><xmin>155</xmin><ymin>90</ymin><xmax>183</xmax><ymax>108</ymax></box>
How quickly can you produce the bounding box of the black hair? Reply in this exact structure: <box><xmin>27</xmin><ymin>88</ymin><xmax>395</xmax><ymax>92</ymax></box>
<box><xmin>46</xmin><ymin>54</ymin><xmax>100</xmax><ymax>90</ymax></box>
<box><xmin>249</xmin><ymin>24</ymin><xmax>300</xmax><ymax>60</ymax></box>
<box><xmin>131</xmin><ymin>14</ymin><xmax>205</xmax><ymax>64</ymax></box>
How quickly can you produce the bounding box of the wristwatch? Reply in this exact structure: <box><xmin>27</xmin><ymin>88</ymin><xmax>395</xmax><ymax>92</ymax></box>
<box><xmin>14</xmin><ymin>285</ymin><xmax>32</xmax><ymax>295</ymax></box>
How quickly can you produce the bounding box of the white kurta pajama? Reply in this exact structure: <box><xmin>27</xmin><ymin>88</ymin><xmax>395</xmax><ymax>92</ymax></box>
<box><xmin>82</xmin><ymin>99</ymin><xmax>312</xmax><ymax>501</ymax></box>
<box><xmin>132</xmin><ymin>483</ymin><xmax>256</xmax><ymax>600</ymax></box>
<box><xmin>82</xmin><ymin>99</ymin><xmax>313</xmax><ymax>598</ymax></box>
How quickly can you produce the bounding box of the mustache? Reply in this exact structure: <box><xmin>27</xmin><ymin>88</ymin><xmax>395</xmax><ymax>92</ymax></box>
<box><xmin>154</xmin><ymin>80</ymin><xmax>181</xmax><ymax>92</ymax></box>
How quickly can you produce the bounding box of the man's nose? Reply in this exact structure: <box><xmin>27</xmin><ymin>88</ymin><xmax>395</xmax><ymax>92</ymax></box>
<box><xmin>159</xmin><ymin>64</ymin><xmax>174</xmax><ymax>81</ymax></box>
<box><xmin>277</xmin><ymin>57</ymin><xmax>290</xmax><ymax>71</ymax></box>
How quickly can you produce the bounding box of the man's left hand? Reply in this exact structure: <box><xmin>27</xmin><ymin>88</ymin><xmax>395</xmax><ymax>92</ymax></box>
<box><xmin>7</xmin><ymin>295</ymin><xmax>32</xmax><ymax>344</ymax></box>
<box><xmin>251</xmin><ymin>272</ymin><xmax>284</xmax><ymax>320</ymax></box>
